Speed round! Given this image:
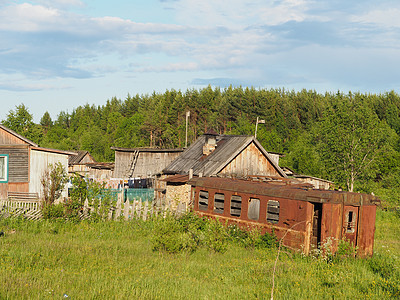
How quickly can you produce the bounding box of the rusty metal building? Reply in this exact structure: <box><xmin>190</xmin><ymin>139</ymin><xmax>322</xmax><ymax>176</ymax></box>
<box><xmin>189</xmin><ymin>176</ymin><xmax>379</xmax><ymax>257</ymax></box>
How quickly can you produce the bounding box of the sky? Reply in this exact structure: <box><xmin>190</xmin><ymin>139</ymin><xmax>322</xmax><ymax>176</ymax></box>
<box><xmin>1</xmin><ymin>0</ymin><xmax>400</xmax><ymax>122</ymax></box>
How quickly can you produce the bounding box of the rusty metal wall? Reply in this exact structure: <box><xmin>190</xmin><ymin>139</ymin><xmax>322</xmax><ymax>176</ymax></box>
<box><xmin>192</xmin><ymin>185</ymin><xmax>314</xmax><ymax>252</ymax></box>
<box><xmin>190</xmin><ymin>177</ymin><xmax>378</xmax><ymax>256</ymax></box>
<box><xmin>357</xmin><ymin>205</ymin><xmax>377</xmax><ymax>257</ymax></box>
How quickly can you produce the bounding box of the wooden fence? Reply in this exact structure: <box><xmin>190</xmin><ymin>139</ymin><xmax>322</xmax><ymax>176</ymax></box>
<box><xmin>0</xmin><ymin>192</ymin><xmax>42</xmax><ymax>220</ymax></box>
<box><xmin>0</xmin><ymin>192</ymin><xmax>187</xmax><ymax>221</ymax></box>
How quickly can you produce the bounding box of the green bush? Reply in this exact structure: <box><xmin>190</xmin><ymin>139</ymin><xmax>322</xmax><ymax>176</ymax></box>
<box><xmin>41</xmin><ymin>203</ymin><xmax>65</xmax><ymax>220</ymax></box>
<box><xmin>151</xmin><ymin>214</ymin><xmax>197</xmax><ymax>254</ymax></box>
<box><xmin>203</xmin><ymin>218</ymin><xmax>229</xmax><ymax>253</ymax></box>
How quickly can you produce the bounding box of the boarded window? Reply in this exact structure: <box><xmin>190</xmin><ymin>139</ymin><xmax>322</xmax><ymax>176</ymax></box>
<box><xmin>199</xmin><ymin>190</ymin><xmax>209</xmax><ymax>211</ymax></box>
<box><xmin>346</xmin><ymin>211</ymin><xmax>356</xmax><ymax>233</ymax></box>
<box><xmin>230</xmin><ymin>195</ymin><xmax>242</xmax><ymax>217</ymax></box>
<box><xmin>214</xmin><ymin>193</ymin><xmax>225</xmax><ymax>214</ymax></box>
<box><xmin>248</xmin><ymin>198</ymin><xmax>260</xmax><ymax>221</ymax></box>
<box><xmin>0</xmin><ymin>155</ymin><xmax>8</xmax><ymax>183</ymax></box>
<box><xmin>267</xmin><ymin>200</ymin><xmax>280</xmax><ymax>224</ymax></box>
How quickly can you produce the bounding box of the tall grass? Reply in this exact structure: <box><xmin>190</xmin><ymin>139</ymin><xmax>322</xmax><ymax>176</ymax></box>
<box><xmin>0</xmin><ymin>210</ymin><xmax>399</xmax><ymax>299</ymax></box>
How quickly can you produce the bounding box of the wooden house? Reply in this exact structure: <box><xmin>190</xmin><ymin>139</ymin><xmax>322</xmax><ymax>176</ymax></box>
<box><xmin>163</xmin><ymin>133</ymin><xmax>286</xmax><ymax>178</ymax></box>
<box><xmin>189</xmin><ymin>176</ymin><xmax>380</xmax><ymax>257</ymax></box>
<box><xmin>158</xmin><ymin>133</ymin><xmax>287</xmax><ymax>210</ymax></box>
<box><xmin>0</xmin><ymin>124</ymin><xmax>74</xmax><ymax>200</ymax></box>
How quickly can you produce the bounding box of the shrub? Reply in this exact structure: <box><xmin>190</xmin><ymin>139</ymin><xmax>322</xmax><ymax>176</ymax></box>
<box><xmin>151</xmin><ymin>214</ymin><xmax>191</xmax><ymax>254</ymax></box>
<box><xmin>203</xmin><ymin>218</ymin><xmax>229</xmax><ymax>253</ymax></box>
<box><xmin>41</xmin><ymin>203</ymin><xmax>65</xmax><ymax>220</ymax></box>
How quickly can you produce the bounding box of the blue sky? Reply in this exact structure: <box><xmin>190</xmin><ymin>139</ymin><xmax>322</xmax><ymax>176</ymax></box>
<box><xmin>1</xmin><ymin>0</ymin><xmax>400</xmax><ymax>122</ymax></box>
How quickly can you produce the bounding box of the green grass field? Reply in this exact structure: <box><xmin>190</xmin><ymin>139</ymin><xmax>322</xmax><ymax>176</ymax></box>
<box><xmin>0</xmin><ymin>210</ymin><xmax>399</xmax><ymax>299</ymax></box>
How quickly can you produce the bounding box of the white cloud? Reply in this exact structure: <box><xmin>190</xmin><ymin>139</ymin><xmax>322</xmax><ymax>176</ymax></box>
<box><xmin>351</xmin><ymin>8</ymin><xmax>400</xmax><ymax>28</ymax></box>
<box><xmin>0</xmin><ymin>3</ymin><xmax>60</xmax><ymax>31</ymax></box>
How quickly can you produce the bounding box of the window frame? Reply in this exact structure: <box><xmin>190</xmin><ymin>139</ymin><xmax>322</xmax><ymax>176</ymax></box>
<box><xmin>213</xmin><ymin>193</ymin><xmax>225</xmax><ymax>214</ymax></box>
<box><xmin>230</xmin><ymin>195</ymin><xmax>242</xmax><ymax>217</ymax></box>
<box><xmin>198</xmin><ymin>190</ymin><xmax>209</xmax><ymax>211</ymax></box>
<box><xmin>247</xmin><ymin>197</ymin><xmax>260</xmax><ymax>221</ymax></box>
<box><xmin>267</xmin><ymin>200</ymin><xmax>280</xmax><ymax>224</ymax></box>
<box><xmin>0</xmin><ymin>154</ymin><xmax>9</xmax><ymax>183</ymax></box>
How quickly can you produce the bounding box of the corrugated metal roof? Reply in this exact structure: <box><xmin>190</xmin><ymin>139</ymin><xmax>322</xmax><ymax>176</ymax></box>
<box><xmin>188</xmin><ymin>177</ymin><xmax>380</xmax><ymax>206</ymax></box>
<box><xmin>163</xmin><ymin>134</ymin><xmax>286</xmax><ymax>177</ymax></box>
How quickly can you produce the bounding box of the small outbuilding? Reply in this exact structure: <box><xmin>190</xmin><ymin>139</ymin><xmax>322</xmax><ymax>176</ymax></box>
<box><xmin>112</xmin><ymin>147</ymin><xmax>184</xmax><ymax>184</ymax></box>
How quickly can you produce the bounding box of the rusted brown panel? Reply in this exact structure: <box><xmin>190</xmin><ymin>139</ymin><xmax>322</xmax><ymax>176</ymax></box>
<box><xmin>8</xmin><ymin>183</ymin><xmax>29</xmax><ymax>193</ymax></box>
<box><xmin>320</xmin><ymin>203</ymin><xmax>341</xmax><ymax>253</ymax></box>
<box><xmin>189</xmin><ymin>177</ymin><xmax>380</xmax><ymax>206</ymax></box>
<box><xmin>357</xmin><ymin>205</ymin><xmax>376</xmax><ymax>257</ymax></box>
<box><xmin>342</xmin><ymin>206</ymin><xmax>359</xmax><ymax>247</ymax></box>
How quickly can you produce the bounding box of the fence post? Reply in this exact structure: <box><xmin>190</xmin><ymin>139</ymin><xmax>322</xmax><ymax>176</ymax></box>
<box><xmin>143</xmin><ymin>200</ymin><xmax>148</xmax><ymax>221</ymax></box>
<box><xmin>136</xmin><ymin>200</ymin><xmax>142</xmax><ymax>219</ymax></box>
<box><xmin>124</xmin><ymin>199</ymin><xmax>130</xmax><ymax>221</ymax></box>
<box><xmin>114</xmin><ymin>192</ymin><xmax>123</xmax><ymax>220</ymax></box>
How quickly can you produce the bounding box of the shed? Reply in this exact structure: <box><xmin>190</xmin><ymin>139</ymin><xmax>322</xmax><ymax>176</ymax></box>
<box><xmin>0</xmin><ymin>124</ymin><xmax>74</xmax><ymax>200</ymax></box>
<box><xmin>112</xmin><ymin>147</ymin><xmax>184</xmax><ymax>179</ymax></box>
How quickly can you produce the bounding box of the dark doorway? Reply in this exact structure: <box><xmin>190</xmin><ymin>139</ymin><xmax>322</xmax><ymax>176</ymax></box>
<box><xmin>310</xmin><ymin>203</ymin><xmax>322</xmax><ymax>249</ymax></box>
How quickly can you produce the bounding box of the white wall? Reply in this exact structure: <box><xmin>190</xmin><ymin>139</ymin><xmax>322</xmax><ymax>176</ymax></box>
<box><xmin>29</xmin><ymin>150</ymin><xmax>69</xmax><ymax>199</ymax></box>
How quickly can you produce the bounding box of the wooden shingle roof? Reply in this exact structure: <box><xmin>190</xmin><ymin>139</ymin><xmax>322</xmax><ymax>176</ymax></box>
<box><xmin>163</xmin><ymin>134</ymin><xmax>286</xmax><ymax>177</ymax></box>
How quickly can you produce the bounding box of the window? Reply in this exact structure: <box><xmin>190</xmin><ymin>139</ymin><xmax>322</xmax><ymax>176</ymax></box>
<box><xmin>214</xmin><ymin>193</ymin><xmax>225</xmax><ymax>214</ymax></box>
<box><xmin>248</xmin><ymin>198</ymin><xmax>260</xmax><ymax>221</ymax></box>
<box><xmin>267</xmin><ymin>200</ymin><xmax>280</xmax><ymax>224</ymax></box>
<box><xmin>346</xmin><ymin>211</ymin><xmax>356</xmax><ymax>233</ymax></box>
<box><xmin>199</xmin><ymin>190</ymin><xmax>209</xmax><ymax>211</ymax></box>
<box><xmin>230</xmin><ymin>195</ymin><xmax>242</xmax><ymax>217</ymax></box>
<box><xmin>0</xmin><ymin>155</ymin><xmax>9</xmax><ymax>183</ymax></box>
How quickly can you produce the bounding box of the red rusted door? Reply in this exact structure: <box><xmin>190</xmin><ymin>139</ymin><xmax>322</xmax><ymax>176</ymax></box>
<box><xmin>343</xmin><ymin>206</ymin><xmax>359</xmax><ymax>246</ymax></box>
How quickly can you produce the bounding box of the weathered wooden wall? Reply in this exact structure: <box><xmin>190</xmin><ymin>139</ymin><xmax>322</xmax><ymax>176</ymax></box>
<box><xmin>218</xmin><ymin>142</ymin><xmax>281</xmax><ymax>177</ymax></box>
<box><xmin>0</xmin><ymin>145</ymin><xmax>30</xmax><ymax>199</ymax></box>
<box><xmin>0</xmin><ymin>129</ymin><xmax>29</xmax><ymax>145</ymax></box>
<box><xmin>114</xmin><ymin>150</ymin><xmax>182</xmax><ymax>178</ymax></box>
<box><xmin>29</xmin><ymin>149</ymin><xmax>69</xmax><ymax>198</ymax></box>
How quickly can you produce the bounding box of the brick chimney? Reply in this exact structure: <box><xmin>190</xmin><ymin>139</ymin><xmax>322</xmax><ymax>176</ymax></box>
<box><xmin>203</xmin><ymin>130</ymin><xmax>218</xmax><ymax>156</ymax></box>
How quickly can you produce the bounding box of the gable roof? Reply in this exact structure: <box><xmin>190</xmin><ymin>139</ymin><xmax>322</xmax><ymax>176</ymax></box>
<box><xmin>0</xmin><ymin>124</ymin><xmax>38</xmax><ymax>147</ymax></box>
<box><xmin>68</xmin><ymin>150</ymin><xmax>95</xmax><ymax>165</ymax></box>
<box><xmin>163</xmin><ymin>134</ymin><xmax>287</xmax><ymax>177</ymax></box>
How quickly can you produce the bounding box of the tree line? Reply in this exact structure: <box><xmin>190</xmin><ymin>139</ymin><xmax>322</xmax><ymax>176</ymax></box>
<box><xmin>3</xmin><ymin>86</ymin><xmax>400</xmax><ymax>205</ymax></box>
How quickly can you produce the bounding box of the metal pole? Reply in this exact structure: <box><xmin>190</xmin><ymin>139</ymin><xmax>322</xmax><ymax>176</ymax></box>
<box><xmin>185</xmin><ymin>111</ymin><xmax>190</xmax><ymax>148</ymax></box>
<box><xmin>255</xmin><ymin>116</ymin><xmax>259</xmax><ymax>139</ymax></box>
